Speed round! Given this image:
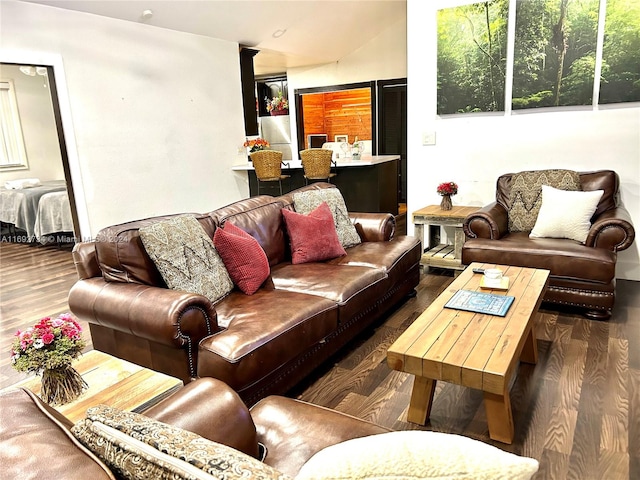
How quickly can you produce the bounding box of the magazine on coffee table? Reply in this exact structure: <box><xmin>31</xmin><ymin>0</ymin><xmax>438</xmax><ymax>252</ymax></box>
<box><xmin>444</xmin><ymin>289</ymin><xmax>515</xmax><ymax>317</ymax></box>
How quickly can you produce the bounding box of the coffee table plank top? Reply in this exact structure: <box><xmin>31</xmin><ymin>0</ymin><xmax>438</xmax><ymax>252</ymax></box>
<box><xmin>388</xmin><ymin>263</ymin><xmax>549</xmax><ymax>394</ymax></box>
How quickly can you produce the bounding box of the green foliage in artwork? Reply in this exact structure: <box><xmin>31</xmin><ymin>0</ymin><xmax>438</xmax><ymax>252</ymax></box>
<box><xmin>512</xmin><ymin>0</ymin><xmax>601</xmax><ymax>110</ymax></box>
<box><xmin>599</xmin><ymin>0</ymin><xmax>640</xmax><ymax>104</ymax></box>
<box><xmin>438</xmin><ymin>0</ymin><xmax>639</xmax><ymax>112</ymax></box>
<box><xmin>437</xmin><ymin>0</ymin><xmax>510</xmax><ymax>115</ymax></box>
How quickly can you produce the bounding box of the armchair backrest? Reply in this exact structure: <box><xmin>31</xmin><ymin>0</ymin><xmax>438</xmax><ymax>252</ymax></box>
<box><xmin>496</xmin><ymin>169</ymin><xmax>619</xmax><ymax>218</ymax></box>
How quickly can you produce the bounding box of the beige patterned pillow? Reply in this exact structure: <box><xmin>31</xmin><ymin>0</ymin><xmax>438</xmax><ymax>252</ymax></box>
<box><xmin>292</xmin><ymin>189</ymin><xmax>361</xmax><ymax>248</ymax></box>
<box><xmin>508</xmin><ymin>169</ymin><xmax>581</xmax><ymax>232</ymax></box>
<box><xmin>139</xmin><ymin>215</ymin><xmax>233</xmax><ymax>303</ymax></box>
<box><xmin>71</xmin><ymin>405</ymin><xmax>291</xmax><ymax>480</ymax></box>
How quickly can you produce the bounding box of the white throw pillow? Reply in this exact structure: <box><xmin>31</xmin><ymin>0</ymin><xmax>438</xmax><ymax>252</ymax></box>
<box><xmin>529</xmin><ymin>185</ymin><xmax>604</xmax><ymax>243</ymax></box>
<box><xmin>295</xmin><ymin>430</ymin><xmax>539</xmax><ymax>480</ymax></box>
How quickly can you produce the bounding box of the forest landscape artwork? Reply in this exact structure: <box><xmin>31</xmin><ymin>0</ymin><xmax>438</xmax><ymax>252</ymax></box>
<box><xmin>437</xmin><ymin>0</ymin><xmax>640</xmax><ymax>115</ymax></box>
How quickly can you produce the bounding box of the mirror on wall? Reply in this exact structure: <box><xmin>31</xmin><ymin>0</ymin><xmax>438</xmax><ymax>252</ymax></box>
<box><xmin>0</xmin><ymin>62</ymin><xmax>78</xmax><ymax>243</ymax></box>
<box><xmin>294</xmin><ymin>82</ymin><xmax>376</xmax><ymax>154</ymax></box>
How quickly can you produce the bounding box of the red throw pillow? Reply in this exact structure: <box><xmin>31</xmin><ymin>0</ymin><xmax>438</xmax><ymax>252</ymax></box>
<box><xmin>282</xmin><ymin>202</ymin><xmax>347</xmax><ymax>264</ymax></box>
<box><xmin>213</xmin><ymin>222</ymin><xmax>270</xmax><ymax>295</ymax></box>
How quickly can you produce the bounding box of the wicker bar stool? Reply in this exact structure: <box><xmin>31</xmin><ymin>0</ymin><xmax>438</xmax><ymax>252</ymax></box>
<box><xmin>249</xmin><ymin>150</ymin><xmax>290</xmax><ymax>195</ymax></box>
<box><xmin>299</xmin><ymin>148</ymin><xmax>337</xmax><ymax>184</ymax></box>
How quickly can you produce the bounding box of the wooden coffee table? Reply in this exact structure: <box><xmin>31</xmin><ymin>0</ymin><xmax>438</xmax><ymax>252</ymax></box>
<box><xmin>387</xmin><ymin>262</ymin><xmax>549</xmax><ymax>443</ymax></box>
<box><xmin>7</xmin><ymin>350</ymin><xmax>183</xmax><ymax>423</ymax></box>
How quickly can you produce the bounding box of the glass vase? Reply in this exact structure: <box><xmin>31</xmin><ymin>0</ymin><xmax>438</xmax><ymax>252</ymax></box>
<box><xmin>440</xmin><ymin>194</ymin><xmax>453</xmax><ymax>211</ymax></box>
<box><xmin>41</xmin><ymin>364</ymin><xmax>88</xmax><ymax>405</ymax></box>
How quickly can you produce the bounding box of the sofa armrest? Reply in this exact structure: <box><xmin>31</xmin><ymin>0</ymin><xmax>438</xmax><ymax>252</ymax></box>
<box><xmin>250</xmin><ymin>396</ymin><xmax>391</xmax><ymax>478</ymax></box>
<box><xmin>68</xmin><ymin>278</ymin><xmax>219</xmax><ymax>349</ymax></box>
<box><xmin>586</xmin><ymin>206</ymin><xmax>636</xmax><ymax>251</ymax></box>
<box><xmin>350</xmin><ymin>212</ymin><xmax>395</xmax><ymax>242</ymax></box>
<box><xmin>143</xmin><ymin>378</ymin><xmax>260</xmax><ymax>459</ymax></box>
<box><xmin>463</xmin><ymin>202</ymin><xmax>509</xmax><ymax>240</ymax></box>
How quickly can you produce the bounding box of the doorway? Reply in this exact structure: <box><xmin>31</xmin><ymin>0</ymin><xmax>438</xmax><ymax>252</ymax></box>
<box><xmin>0</xmin><ymin>61</ymin><xmax>80</xmax><ymax>243</ymax></box>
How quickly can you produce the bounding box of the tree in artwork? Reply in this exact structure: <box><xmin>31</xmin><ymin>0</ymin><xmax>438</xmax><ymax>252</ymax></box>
<box><xmin>599</xmin><ymin>0</ymin><xmax>640</xmax><ymax>104</ymax></box>
<box><xmin>437</xmin><ymin>0</ymin><xmax>509</xmax><ymax>115</ymax></box>
<box><xmin>512</xmin><ymin>0</ymin><xmax>600</xmax><ymax>110</ymax></box>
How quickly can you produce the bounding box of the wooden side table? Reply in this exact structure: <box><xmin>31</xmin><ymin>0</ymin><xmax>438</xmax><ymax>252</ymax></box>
<box><xmin>5</xmin><ymin>350</ymin><xmax>183</xmax><ymax>423</ymax></box>
<box><xmin>412</xmin><ymin>205</ymin><xmax>478</xmax><ymax>272</ymax></box>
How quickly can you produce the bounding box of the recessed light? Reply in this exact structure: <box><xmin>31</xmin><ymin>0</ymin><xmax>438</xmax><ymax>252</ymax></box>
<box><xmin>272</xmin><ymin>29</ymin><xmax>286</xmax><ymax>38</ymax></box>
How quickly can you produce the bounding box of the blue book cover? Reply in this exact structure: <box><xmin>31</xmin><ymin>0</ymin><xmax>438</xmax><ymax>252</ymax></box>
<box><xmin>444</xmin><ymin>289</ymin><xmax>515</xmax><ymax>317</ymax></box>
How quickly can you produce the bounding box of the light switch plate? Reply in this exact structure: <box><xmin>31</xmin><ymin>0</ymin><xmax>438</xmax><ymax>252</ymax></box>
<box><xmin>422</xmin><ymin>131</ymin><xmax>436</xmax><ymax>145</ymax></box>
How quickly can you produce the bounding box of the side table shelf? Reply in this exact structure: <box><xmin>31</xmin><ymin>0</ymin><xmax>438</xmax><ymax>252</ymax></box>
<box><xmin>412</xmin><ymin>205</ymin><xmax>479</xmax><ymax>272</ymax></box>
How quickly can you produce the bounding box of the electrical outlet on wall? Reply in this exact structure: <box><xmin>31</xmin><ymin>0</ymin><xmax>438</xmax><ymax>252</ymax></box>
<box><xmin>422</xmin><ymin>131</ymin><xmax>436</xmax><ymax>146</ymax></box>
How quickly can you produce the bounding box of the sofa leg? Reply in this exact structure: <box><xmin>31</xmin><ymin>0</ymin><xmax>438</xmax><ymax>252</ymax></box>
<box><xmin>407</xmin><ymin>289</ymin><xmax>417</xmax><ymax>298</ymax></box>
<box><xmin>584</xmin><ymin>309</ymin><xmax>612</xmax><ymax>321</ymax></box>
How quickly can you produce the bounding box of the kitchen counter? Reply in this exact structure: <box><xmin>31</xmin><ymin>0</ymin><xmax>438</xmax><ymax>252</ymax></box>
<box><xmin>231</xmin><ymin>155</ymin><xmax>400</xmax><ymax>171</ymax></box>
<box><xmin>233</xmin><ymin>155</ymin><xmax>401</xmax><ymax>215</ymax></box>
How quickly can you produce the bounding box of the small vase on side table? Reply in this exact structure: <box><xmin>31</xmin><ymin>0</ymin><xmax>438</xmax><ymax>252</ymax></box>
<box><xmin>41</xmin><ymin>364</ymin><xmax>88</xmax><ymax>406</ymax></box>
<box><xmin>440</xmin><ymin>194</ymin><xmax>453</xmax><ymax>211</ymax></box>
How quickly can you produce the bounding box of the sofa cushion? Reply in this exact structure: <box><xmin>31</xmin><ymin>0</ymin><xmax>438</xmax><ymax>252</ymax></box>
<box><xmin>72</xmin><ymin>405</ymin><xmax>290</xmax><ymax>480</ymax></box>
<box><xmin>282</xmin><ymin>202</ymin><xmax>346</xmax><ymax>264</ymax></box>
<box><xmin>462</xmin><ymin>233</ymin><xmax>616</xmax><ymax>283</ymax></box>
<box><xmin>139</xmin><ymin>215</ymin><xmax>233</xmax><ymax>303</ymax></box>
<box><xmin>198</xmin><ymin>289</ymin><xmax>338</xmax><ymax>392</ymax></box>
<box><xmin>295</xmin><ymin>431</ymin><xmax>538</xmax><ymax>480</ymax></box>
<box><xmin>214</xmin><ymin>222</ymin><xmax>270</xmax><ymax>295</ymax></box>
<box><xmin>209</xmin><ymin>198</ymin><xmax>287</xmax><ymax>267</ymax></box>
<box><xmin>529</xmin><ymin>185</ymin><xmax>604</xmax><ymax>243</ymax></box>
<box><xmin>292</xmin><ymin>188</ymin><xmax>361</xmax><ymax>248</ymax></box>
<box><xmin>507</xmin><ymin>169</ymin><xmax>581</xmax><ymax>232</ymax></box>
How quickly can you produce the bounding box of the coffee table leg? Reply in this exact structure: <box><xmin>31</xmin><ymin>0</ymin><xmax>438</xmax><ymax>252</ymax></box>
<box><xmin>520</xmin><ymin>326</ymin><xmax>538</xmax><ymax>364</ymax></box>
<box><xmin>484</xmin><ymin>390</ymin><xmax>514</xmax><ymax>444</ymax></box>
<box><xmin>407</xmin><ymin>376</ymin><xmax>436</xmax><ymax>425</ymax></box>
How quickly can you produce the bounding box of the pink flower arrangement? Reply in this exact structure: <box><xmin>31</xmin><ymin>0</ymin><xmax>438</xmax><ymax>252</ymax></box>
<box><xmin>437</xmin><ymin>181</ymin><xmax>458</xmax><ymax>196</ymax></box>
<box><xmin>11</xmin><ymin>313</ymin><xmax>86</xmax><ymax>374</ymax></box>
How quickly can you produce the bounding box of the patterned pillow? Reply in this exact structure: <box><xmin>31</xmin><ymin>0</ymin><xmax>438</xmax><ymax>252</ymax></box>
<box><xmin>71</xmin><ymin>405</ymin><xmax>291</xmax><ymax>480</ymax></box>
<box><xmin>282</xmin><ymin>202</ymin><xmax>347</xmax><ymax>264</ymax></box>
<box><xmin>139</xmin><ymin>215</ymin><xmax>233</xmax><ymax>303</ymax></box>
<box><xmin>213</xmin><ymin>222</ymin><xmax>270</xmax><ymax>295</ymax></box>
<box><xmin>508</xmin><ymin>169</ymin><xmax>581</xmax><ymax>232</ymax></box>
<box><xmin>292</xmin><ymin>189</ymin><xmax>361</xmax><ymax>248</ymax></box>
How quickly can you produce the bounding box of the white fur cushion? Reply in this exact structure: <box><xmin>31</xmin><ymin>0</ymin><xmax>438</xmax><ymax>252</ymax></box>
<box><xmin>295</xmin><ymin>431</ymin><xmax>539</xmax><ymax>480</ymax></box>
<box><xmin>529</xmin><ymin>185</ymin><xmax>604</xmax><ymax>243</ymax></box>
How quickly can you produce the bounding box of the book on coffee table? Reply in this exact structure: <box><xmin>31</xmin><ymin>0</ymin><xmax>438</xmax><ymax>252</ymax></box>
<box><xmin>444</xmin><ymin>289</ymin><xmax>515</xmax><ymax>317</ymax></box>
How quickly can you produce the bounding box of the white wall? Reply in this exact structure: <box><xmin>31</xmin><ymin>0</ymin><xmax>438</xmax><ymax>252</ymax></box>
<box><xmin>407</xmin><ymin>0</ymin><xmax>640</xmax><ymax>280</ymax></box>
<box><xmin>286</xmin><ymin>15</ymin><xmax>407</xmax><ymax>156</ymax></box>
<box><xmin>0</xmin><ymin>64</ymin><xmax>65</xmax><ymax>182</ymax></box>
<box><xmin>1</xmin><ymin>1</ymin><xmax>249</xmax><ymax>238</ymax></box>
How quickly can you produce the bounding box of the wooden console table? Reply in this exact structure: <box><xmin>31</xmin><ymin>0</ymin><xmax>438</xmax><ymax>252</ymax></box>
<box><xmin>6</xmin><ymin>350</ymin><xmax>183</xmax><ymax>423</ymax></box>
<box><xmin>412</xmin><ymin>205</ymin><xmax>478</xmax><ymax>272</ymax></box>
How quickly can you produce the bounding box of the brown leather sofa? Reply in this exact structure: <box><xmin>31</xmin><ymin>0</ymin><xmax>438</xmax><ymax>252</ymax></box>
<box><xmin>69</xmin><ymin>183</ymin><xmax>421</xmax><ymax>405</ymax></box>
<box><xmin>0</xmin><ymin>377</ymin><xmax>390</xmax><ymax>479</ymax></box>
<box><xmin>462</xmin><ymin>170</ymin><xmax>635</xmax><ymax>320</ymax></box>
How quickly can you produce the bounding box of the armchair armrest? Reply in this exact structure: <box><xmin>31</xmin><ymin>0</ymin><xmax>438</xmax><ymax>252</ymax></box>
<box><xmin>68</xmin><ymin>278</ymin><xmax>219</xmax><ymax>349</ymax></box>
<box><xmin>350</xmin><ymin>212</ymin><xmax>395</xmax><ymax>241</ymax></box>
<box><xmin>250</xmin><ymin>396</ymin><xmax>391</xmax><ymax>478</ymax></box>
<box><xmin>463</xmin><ymin>202</ymin><xmax>509</xmax><ymax>240</ymax></box>
<box><xmin>143</xmin><ymin>378</ymin><xmax>260</xmax><ymax>459</ymax></box>
<box><xmin>586</xmin><ymin>206</ymin><xmax>636</xmax><ymax>251</ymax></box>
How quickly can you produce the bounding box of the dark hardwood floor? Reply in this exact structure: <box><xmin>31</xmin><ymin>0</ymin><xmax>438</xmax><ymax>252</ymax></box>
<box><xmin>1</xmin><ymin>241</ymin><xmax>637</xmax><ymax>479</ymax></box>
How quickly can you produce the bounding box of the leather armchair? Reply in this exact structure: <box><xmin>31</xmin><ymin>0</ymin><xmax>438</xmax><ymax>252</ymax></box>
<box><xmin>462</xmin><ymin>170</ymin><xmax>635</xmax><ymax>320</ymax></box>
<box><xmin>0</xmin><ymin>377</ymin><xmax>389</xmax><ymax>479</ymax></box>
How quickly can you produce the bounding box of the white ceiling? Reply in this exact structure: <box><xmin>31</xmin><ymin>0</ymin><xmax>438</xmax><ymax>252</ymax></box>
<box><xmin>21</xmin><ymin>0</ymin><xmax>407</xmax><ymax>75</ymax></box>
